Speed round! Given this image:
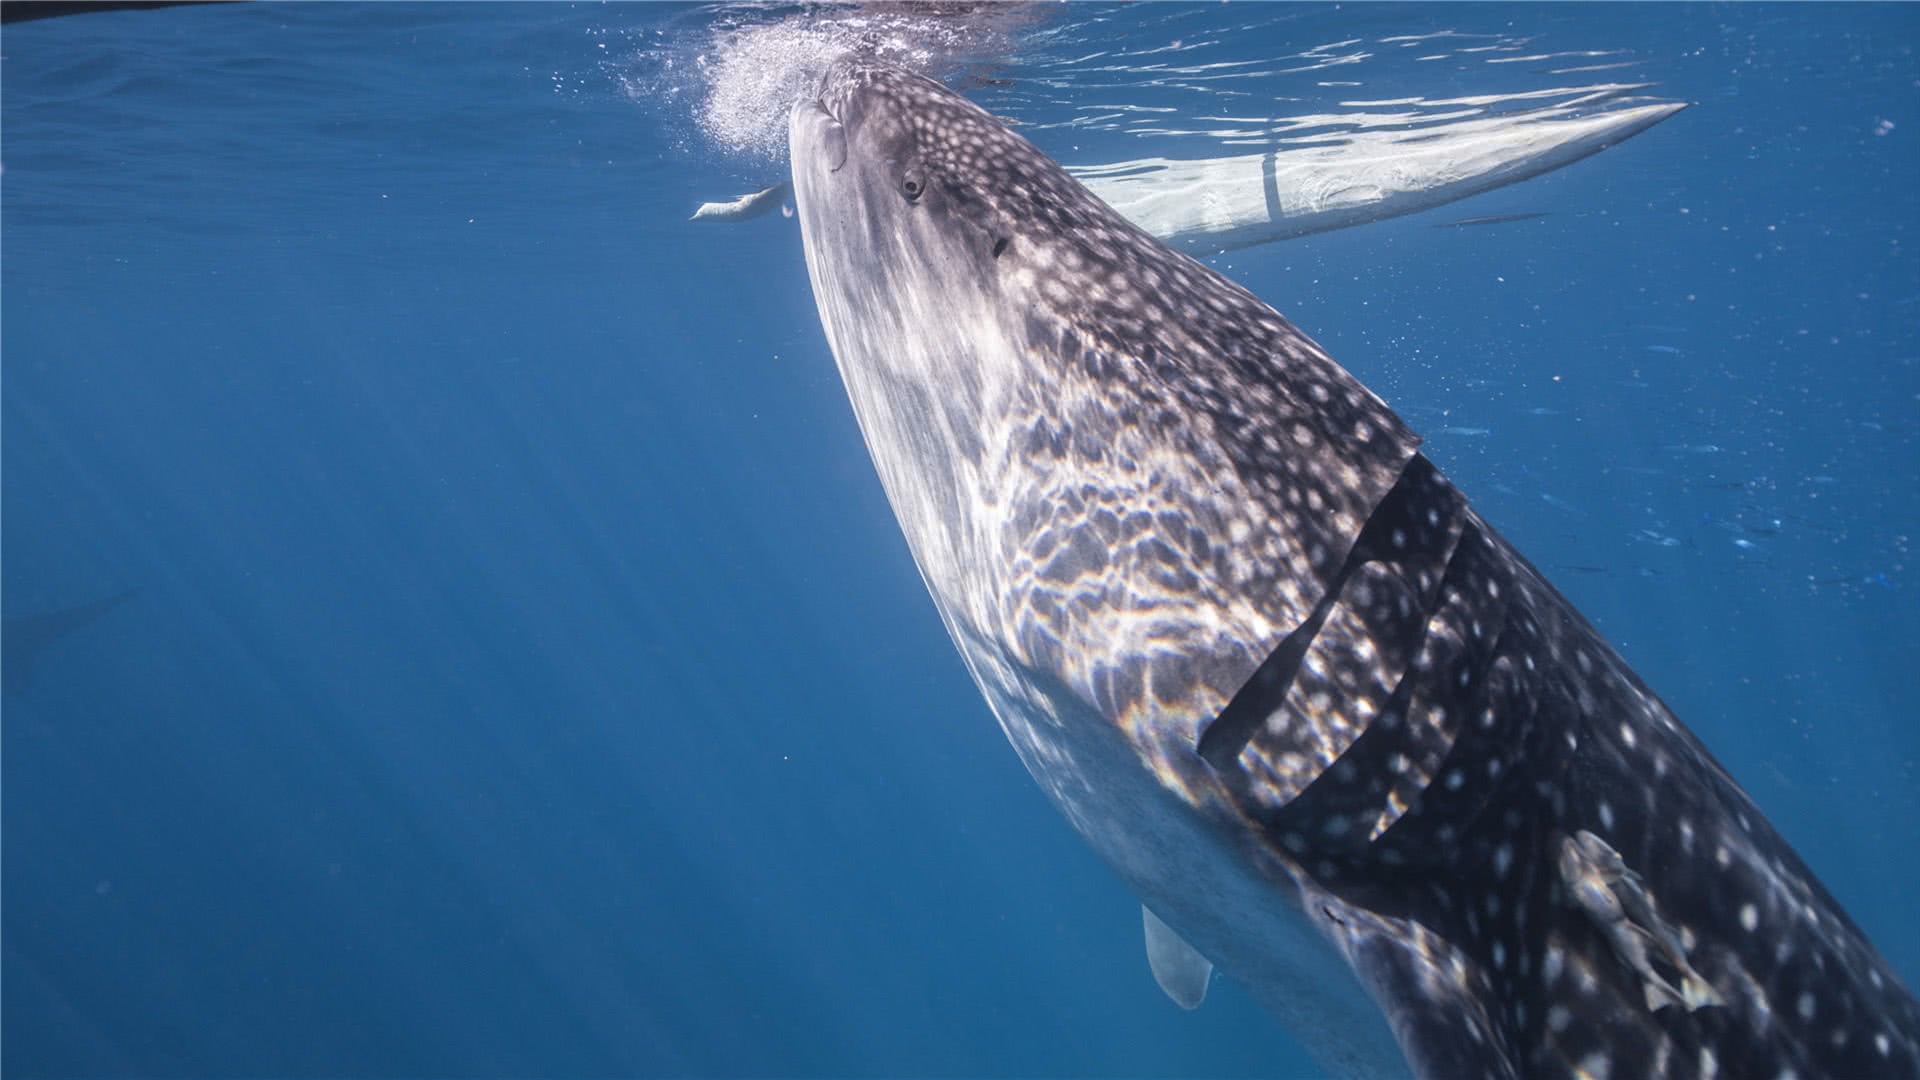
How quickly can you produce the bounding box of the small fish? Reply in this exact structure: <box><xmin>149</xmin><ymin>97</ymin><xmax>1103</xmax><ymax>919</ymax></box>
<box><xmin>1435</xmin><ymin>426</ymin><xmax>1492</xmax><ymax>437</ymax></box>
<box><xmin>1645</xmin><ymin>344</ymin><xmax>1684</xmax><ymax>355</ymax></box>
<box><xmin>1431</xmin><ymin>212</ymin><xmax>1549</xmax><ymax>229</ymax></box>
<box><xmin>1783</xmin><ymin>512</ymin><xmax>1843</xmax><ymax>536</ymax></box>
<box><xmin>1809</xmin><ymin>572</ymin><xmax>1894</xmax><ymax>589</ymax></box>
<box><xmin>1663</xmin><ymin>444</ymin><xmax>1724</xmax><ymax>454</ymax></box>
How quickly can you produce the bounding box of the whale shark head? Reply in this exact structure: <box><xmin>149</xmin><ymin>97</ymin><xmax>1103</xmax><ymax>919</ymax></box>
<box><xmin>788</xmin><ymin>57</ymin><xmax>1421</xmax><ymax>736</ymax></box>
<box><xmin>788</xmin><ymin>57</ymin><xmax>1105</xmax><ymax>320</ymax></box>
<box><xmin>788</xmin><ymin>57</ymin><xmax>1018</xmax><ymax>290</ymax></box>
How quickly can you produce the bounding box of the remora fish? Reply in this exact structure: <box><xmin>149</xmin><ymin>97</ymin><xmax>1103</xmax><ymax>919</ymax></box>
<box><xmin>789</xmin><ymin>59</ymin><xmax>1920</xmax><ymax>1079</ymax></box>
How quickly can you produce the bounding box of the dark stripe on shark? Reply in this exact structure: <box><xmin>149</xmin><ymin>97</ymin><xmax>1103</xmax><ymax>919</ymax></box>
<box><xmin>1200</xmin><ymin>452</ymin><xmax>1920</xmax><ymax>1078</ymax></box>
<box><xmin>1252</xmin><ymin>512</ymin><xmax>1532</xmax><ymax>870</ymax></box>
<box><xmin>1197</xmin><ymin>454</ymin><xmax>1465</xmax><ymax>774</ymax></box>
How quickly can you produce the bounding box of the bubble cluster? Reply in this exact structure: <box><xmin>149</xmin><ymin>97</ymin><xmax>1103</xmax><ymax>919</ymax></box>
<box><xmin>647</xmin><ymin>5</ymin><xmax>1033</xmax><ymax>164</ymax></box>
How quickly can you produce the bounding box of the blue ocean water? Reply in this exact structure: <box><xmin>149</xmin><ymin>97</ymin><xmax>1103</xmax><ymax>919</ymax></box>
<box><xmin>3</xmin><ymin>3</ymin><xmax>1915</xmax><ymax>1077</ymax></box>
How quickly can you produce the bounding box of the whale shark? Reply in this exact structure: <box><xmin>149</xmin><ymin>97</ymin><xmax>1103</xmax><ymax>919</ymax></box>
<box><xmin>3</xmin><ymin>588</ymin><xmax>139</xmax><ymax>696</ymax></box>
<box><xmin>789</xmin><ymin>58</ymin><xmax>1920</xmax><ymax>1079</ymax></box>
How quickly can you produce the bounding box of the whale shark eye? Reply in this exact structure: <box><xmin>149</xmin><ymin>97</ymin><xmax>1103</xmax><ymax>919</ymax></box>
<box><xmin>901</xmin><ymin>163</ymin><xmax>926</xmax><ymax>202</ymax></box>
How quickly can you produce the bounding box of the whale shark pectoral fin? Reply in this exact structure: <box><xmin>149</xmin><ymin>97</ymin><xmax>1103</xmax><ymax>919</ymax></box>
<box><xmin>1141</xmin><ymin>905</ymin><xmax>1212</xmax><ymax>1010</ymax></box>
<box><xmin>1335</xmin><ymin>909</ymin><xmax>1523</xmax><ymax>1080</ymax></box>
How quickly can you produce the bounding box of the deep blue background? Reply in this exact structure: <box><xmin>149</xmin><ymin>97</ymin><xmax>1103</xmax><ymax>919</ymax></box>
<box><xmin>4</xmin><ymin>4</ymin><xmax>1916</xmax><ymax>1077</ymax></box>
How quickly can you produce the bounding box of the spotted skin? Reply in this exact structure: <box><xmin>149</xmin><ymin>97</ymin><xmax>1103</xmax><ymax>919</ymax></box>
<box><xmin>788</xmin><ymin>58</ymin><xmax>1920</xmax><ymax>1080</ymax></box>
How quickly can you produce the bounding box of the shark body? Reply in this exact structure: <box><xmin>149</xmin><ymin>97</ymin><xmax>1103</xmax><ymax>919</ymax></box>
<box><xmin>788</xmin><ymin>58</ymin><xmax>1920</xmax><ymax>1079</ymax></box>
<box><xmin>3</xmin><ymin>588</ymin><xmax>139</xmax><ymax>696</ymax></box>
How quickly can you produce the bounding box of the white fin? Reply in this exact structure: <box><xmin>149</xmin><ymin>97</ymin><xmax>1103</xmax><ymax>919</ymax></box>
<box><xmin>1142</xmin><ymin>905</ymin><xmax>1212</xmax><ymax>1010</ymax></box>
<box><xmin>688</xmin><ymin>182</ymin><xmax>791</xmax><ymax>222</ymax></box>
